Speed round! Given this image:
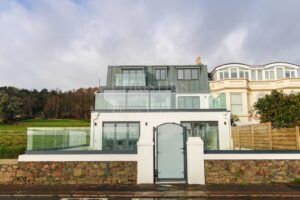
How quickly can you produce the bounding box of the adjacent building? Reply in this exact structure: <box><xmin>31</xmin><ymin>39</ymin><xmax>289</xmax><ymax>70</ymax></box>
<box><xmin>209</xmin><ymin>62</ymin><xmax>300</xmax><ymax>123</ymax></box>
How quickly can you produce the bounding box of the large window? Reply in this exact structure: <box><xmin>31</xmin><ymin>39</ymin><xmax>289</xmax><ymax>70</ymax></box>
<box><xmin>177</xmin><ymin>69</ymin><xmax>198</xmax><ymax>80</ymax></box>
<box><xmin>230</xmin><ymin>93</ymin><xmax>243</xmax><ymax>115</ymax></box>
<box><xmin>102</xmin><ymin>122</ymin><xmax>139</xmax><ymax>151</ymax></box>
<box><xmin>276</xmin><ymin>68</ymin><xmax>284</xmax><ymax>79</ymax></box>
<box><xmin>181</xmin><ymin>121</ymin><xmax>219</xmax><ymax>150</ymax></box>
<box><xmin>230</xmin><ymin>68</ymin><xmax>238</xmax><ymax>78</ymax></box>
<box><xmin>178</xmin><ymin>96</ymin><xmax>200</xmax><ymax>109</ymax></box>
<box><xmin>155</xmin><ymin>69</ymin><xmax>167</xmax><ymax>80</ymax></box>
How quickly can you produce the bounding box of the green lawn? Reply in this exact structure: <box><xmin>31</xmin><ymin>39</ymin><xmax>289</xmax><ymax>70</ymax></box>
<box><xmin>0</xmin><ymin>119</ymin><xmax>90</xmax><ymax>158</ymax></box>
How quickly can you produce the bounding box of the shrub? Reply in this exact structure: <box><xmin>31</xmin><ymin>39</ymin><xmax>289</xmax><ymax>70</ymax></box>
<box><xmin>254</xmin><ymin>90</ymin><xmax>300</xmax><ymax>128</ymax></box>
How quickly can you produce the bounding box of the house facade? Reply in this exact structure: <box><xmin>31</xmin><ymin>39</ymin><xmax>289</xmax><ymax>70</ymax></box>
<box><xmin>209</xmin><ymin>62</ymin><xmax>300</xmax><ymax>123</ymax></box>
<box><xmin>90</xmin><ymin>63</ymin><xmax>231</xmax><ymax>182</ymax></box>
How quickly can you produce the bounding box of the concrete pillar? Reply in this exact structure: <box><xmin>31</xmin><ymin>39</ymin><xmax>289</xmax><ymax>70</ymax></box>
<box><xmin>186</xmin><ymin>137</ymin><xmax>205</xmax><ymax>184</ymax></box>
<box><xmin>137</xmin><ymin>137</ymin><xmax>154</xmax><ymax>184</ymax></box>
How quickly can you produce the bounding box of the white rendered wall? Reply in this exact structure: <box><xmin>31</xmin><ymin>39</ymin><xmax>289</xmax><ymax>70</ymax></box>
<box><xmin>91</xmin><ymin>111</ymin><xmax>231</xmax><ymax>150</ymax></box>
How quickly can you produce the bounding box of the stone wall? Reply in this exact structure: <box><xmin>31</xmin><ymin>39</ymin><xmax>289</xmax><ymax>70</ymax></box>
<box><xmin>0</xmin><ymin>160</ymin><xmax>137</xmax><ymax>185</ymax></box>
<box><xmin>205</xmin><ymin>160</ymin><xmax>300</xmax><ymax>184</ymax></box>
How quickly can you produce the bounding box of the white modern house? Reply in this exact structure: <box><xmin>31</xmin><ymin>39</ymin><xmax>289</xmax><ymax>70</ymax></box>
<box><xmin>89</xmin><ymin>63</ymin><xmax>231</xmax><ymax>182</ymax></box>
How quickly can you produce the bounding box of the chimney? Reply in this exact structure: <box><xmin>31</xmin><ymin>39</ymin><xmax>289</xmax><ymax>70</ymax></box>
<box><xmin>195</xmin><ymin>56</ymin><xmax>201</xmax><ymax>65</ymax></box>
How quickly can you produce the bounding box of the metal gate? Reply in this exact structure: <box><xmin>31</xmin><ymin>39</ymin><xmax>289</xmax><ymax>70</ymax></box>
<box><xmin>154</xmin><ymin>123</ymin><xmax>186</xmax><ymax>182</ymax></box>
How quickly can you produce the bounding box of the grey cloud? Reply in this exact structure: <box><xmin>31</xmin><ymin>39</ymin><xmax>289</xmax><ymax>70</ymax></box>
<box><xmin>0</xmin><ymin>0</ymin><xmax>299</xmax><ymax>90</ymax></box>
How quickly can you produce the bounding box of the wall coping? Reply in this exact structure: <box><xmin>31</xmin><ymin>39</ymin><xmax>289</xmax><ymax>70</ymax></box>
<box><xmin>204</xmin><ymin>153</ymin><xmax>300</xmax><ymax>160</ymax></box>
<box><xmin>18</xmin><ymin>154</ymin><xmax>138</xmax><ymax>162</ymax></box>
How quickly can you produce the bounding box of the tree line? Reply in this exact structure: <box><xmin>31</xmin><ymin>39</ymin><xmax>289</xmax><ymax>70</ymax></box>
<box><xmin>0</xmin><ymin>86</ymin><xmax>98</xmax><ymax>122</ymax></box>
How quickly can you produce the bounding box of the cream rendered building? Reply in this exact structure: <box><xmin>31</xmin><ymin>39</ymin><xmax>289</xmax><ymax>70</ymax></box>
<box><xmin>209</xmin><ymin>62</ymin><xmax>300</xmax><ymax>124</ymax></box>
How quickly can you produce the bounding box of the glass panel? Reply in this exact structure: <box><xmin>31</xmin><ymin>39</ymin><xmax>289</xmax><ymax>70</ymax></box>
<box><xmin>161</xmin><ymin>69</ymin><xmax>166</xmax><ymax>80</ymax></box>
<box><xmin>265</xmin><ymin>71</ymin><xmax>269</xmax><ymax>79</ymax></box>
<box><xmin>245</xmin><ymin>71</ymin><xmax>249</xmax><ymax>79</ymax></box>
<box><xmin>219</xmin><ymin>71</ymin><xmax>224</xmax><ymax>80</ymax></box>
<box><xmin>270</xmin><ymin>71</ymin><xmax>275</xmax><ymax>80</ymax></box>
<box><xmin>184</xmin><ymin>97</ymin><xmax>193</xmax><ymax>109</ymax></box>
<box><xmin>128</xmin><ymin>123</ymin><xmax>139</xmax><ymax>150</ymax></box>
<box><xmin>224</xmin><ymin>70</ymin><xmax>229</xmax><ymax>78</ymax></box>
<box><xmin>184</xmin><ymin>69</ymin><xmax>192</xmax><ymax>79</ymax></box>
<box><xmin>192</xmin><ymin>97</ymin><xmax>200</xmax><ymax>108</ymax></box>
<box><xmin>127</xmin><ymin>91</ymin><xmax>149</xmax><ymax>109</ymax></box>
<box><xmin>150</xmin><ymin>91</ymin><xmax>172</xmax><ymax>109</ymax></box>
<box><xmin>276</xmin><ymin>68</ymin><xmax>284</xmax><ymax>79</ymax></box>
<box><xmin>191</xmin><ymin>69</ymin><xmax>198</xmax><ymax>79</ymax></box>
<box><xmin>96</xmin><ymin>92</ymin><xmax>226</xmax><ymax>110</ymax></box>
<box><xmin>103</xmin><ymin>123</ymin><xmax>115</xmax><ymax>150</ymax></box>
<box><xmin>251</xmin><ymin>70</ymin><xmax>256</xmax><ymax>80</ymax></box>
<box><xmin>178</xmin><ymin>69</ymin><xmax>184</xmax><ymax>79</ymax></box>
<box><xmin>285</xmin><ymin>71</ymin><xmax>290</xmax><ymax>78</ymax></box>
<box><xmin>157</xmin><ymin>123</ymin><xmax>184</xmax><ymax>179</ymax></box>
<box><xmin>115</xmin><ymin>73</ymin><xmax>145</xmax><ymax>86</ymax></box>
<box><xmin>115</xmin><ymin>123</ymin><xmax>127</xmax><ymax>150</ymax></box>
<box><xmin>291</xmin><ymin>71</ymin><xmax>295</xmax><ymax>78</ymax></box>
<box><xmin>239</xmin><ymin>71</ymin><xmax>244</xmax><ymax>78</ymax></box>
<box><xmin>155</xmin><ymin>70</ymin><xmax>160</xmax><ymax>80</ymax></box>
<box><xmin>230</xmin><ymin>93</ymin><xmax>243</xmax><ymax>114</ymax></box>
<box><xmin>257</xmin><ymin>70</ymin><xmax>263</xmax><ymax>80</ymax></box>
<box><xmin>231</xmin><ymin>68</ymin><xmax>237</xmax><ymax>78</ymax></box>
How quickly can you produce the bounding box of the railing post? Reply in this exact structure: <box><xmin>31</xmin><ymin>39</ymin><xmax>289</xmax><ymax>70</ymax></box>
<box><xmin>237</xmin><ymin>126</ymin><xmax>241</xmax><ymax>150</ymax></box>
<box><xmin>268</xmin><ymin>122</ymin><xmax>273</xmax><ymax>150</ymax></box>
<box><xmin>251</xmin><ymin>124</ymin><xmax>255</xmax><ymax>150</ymax></box>
<box><xmin>296</xmin><ymin>126</ymin><xmax>300</xmax><ymax>150</ymax></box>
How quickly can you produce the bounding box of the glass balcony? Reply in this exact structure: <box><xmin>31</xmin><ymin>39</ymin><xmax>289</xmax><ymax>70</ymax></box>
<box><xmin>115</xmin><ymin>73</ymin><xmax>146</xmax><ymax>86</ymax></box>
<box><xmin>95</xmin><ymin>91</ymin><xmax>226</xmax><ymax>110</ymax></box>
<box><xmin>27</xmin><ymin>127</ymin><xmax>90</xmax><ymax>151</ymax></box>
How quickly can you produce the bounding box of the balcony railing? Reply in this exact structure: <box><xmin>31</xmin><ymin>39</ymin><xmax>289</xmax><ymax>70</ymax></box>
<box><xmin>27</xmin><ymin>127</ymin><xmax>90</xmax><ymax>151</ymax></box>
<box><xmin>95</xmin><ymin>91</ymin><xmax>226</xmax><ymax>110</ymax></box>
<box><xmin>115</xmin><ymin>74</ymin><xmax>146</xmax><ymax>86</ymax></box>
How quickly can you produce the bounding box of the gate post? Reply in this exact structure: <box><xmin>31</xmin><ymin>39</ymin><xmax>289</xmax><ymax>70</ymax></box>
<box><xmin>187</xmin><ymin>137</ymin><xmax>205</xmax><ymax>184</ymax></box>
<box><xmin>137</xmin><ymin>137</ymin><xmax>154</xmax><ymax>184</ymax></box>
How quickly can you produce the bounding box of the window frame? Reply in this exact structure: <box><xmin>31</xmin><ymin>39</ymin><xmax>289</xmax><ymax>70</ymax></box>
<box><xmin>102</xmin><ymin>121</ymin><xmax>140</xmax><ymax>153</ymax></box>
<box><xmin>230</xmin><ymin>93</ymin><xmax>243</xmax><ymax>115</ymax></box>
<box><xmin>180</xmin><ymin>121</ymin><xmax>219</xmax><ymax>150</ymax></box>
<box><xmin>155</xmin><ymin>69</ymin><xmax>167</xmax><ymax>80</ymax></box>
<box><xmin>177</xmin><ymin>68</ymin><xmax>199</xmax><ymax>80</ymax></box>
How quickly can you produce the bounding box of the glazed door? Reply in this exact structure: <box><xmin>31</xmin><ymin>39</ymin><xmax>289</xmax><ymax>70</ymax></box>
<box><xmin>155</xmin><ymin>123</ymin><xmax>186</xmax><ymax>182</ymax></box>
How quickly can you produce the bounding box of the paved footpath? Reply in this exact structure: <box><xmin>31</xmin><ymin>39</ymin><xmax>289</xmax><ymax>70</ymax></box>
<box><xmin>0</xmin><ymin>184</ymin><xmax>299</xmax><ymax>199</ymax></box>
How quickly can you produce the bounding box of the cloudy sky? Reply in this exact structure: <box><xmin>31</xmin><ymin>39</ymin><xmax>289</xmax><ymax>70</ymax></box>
<box><xmin>0</xmin><ymin>0</ymin><xmax>300</xmax><ymax>90</ymax></box>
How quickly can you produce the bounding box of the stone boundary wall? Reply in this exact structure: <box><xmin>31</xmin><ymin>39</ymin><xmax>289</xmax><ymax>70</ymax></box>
<box><xmin>0</xmin><ymin>160</ymin><xmax>137</xmax><ymax>185</ymax></box>
<box><xmin>205</xmin><ymin>160</ymin><xmax>300</xmax><ymax>184</ymax></box>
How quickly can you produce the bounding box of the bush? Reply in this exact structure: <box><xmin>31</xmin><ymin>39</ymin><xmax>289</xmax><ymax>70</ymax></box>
<box><xmin>0</xmin><ymin>146</ymin><xmax>26</xmax><ymax>158</ymax></box>
<box><xmin>254</xmin><ymin>90</ymin><xmax>300</xmax><ymax>128</ymax></box>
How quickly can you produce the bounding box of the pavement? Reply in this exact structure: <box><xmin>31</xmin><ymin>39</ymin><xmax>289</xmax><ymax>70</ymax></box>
<box><xmin>0</xmin><ymin>184</ymin><xmax>299</xmax><ymax>199</ymax></box>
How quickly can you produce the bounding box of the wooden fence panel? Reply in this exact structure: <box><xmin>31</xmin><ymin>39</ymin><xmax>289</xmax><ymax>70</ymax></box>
<box><xmin>231</xmin><ymin>123</ymin><xmax>300</xmax><ymax>150</ymax></box>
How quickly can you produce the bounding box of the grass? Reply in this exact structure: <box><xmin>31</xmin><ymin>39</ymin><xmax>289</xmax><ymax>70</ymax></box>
<box><xmin>0</xmin><ymin>119</ymin><xmax>90</xmax><ymax>158</ymax></box>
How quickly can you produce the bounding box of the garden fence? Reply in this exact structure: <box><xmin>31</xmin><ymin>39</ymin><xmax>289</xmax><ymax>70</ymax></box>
<box><xmin>232</xmin><ymin>122</ymin><xmax>300</xmax><ymax>150</ymax></box>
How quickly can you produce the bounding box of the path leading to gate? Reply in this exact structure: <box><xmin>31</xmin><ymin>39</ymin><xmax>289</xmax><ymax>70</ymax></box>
<box><xmin>0</xmin><ymin>184</ymin><xmax>299</xmax><ymax>199</ymax></box>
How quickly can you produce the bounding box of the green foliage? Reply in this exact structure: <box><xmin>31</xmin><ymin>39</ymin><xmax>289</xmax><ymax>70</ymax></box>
<box><xmin>0</xmin><ymin>86</ymin><xmax>97</xmax><ymax>123</ymax></box>
<box><xmin>0</xmin><ymin>93</ymin><xmax>23</xmax><ymax>122</ymax></box>
<box><xmin>254</xmin><ymin>90</ymin><xmax>300</xmax><ymax>128</ymax></box>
